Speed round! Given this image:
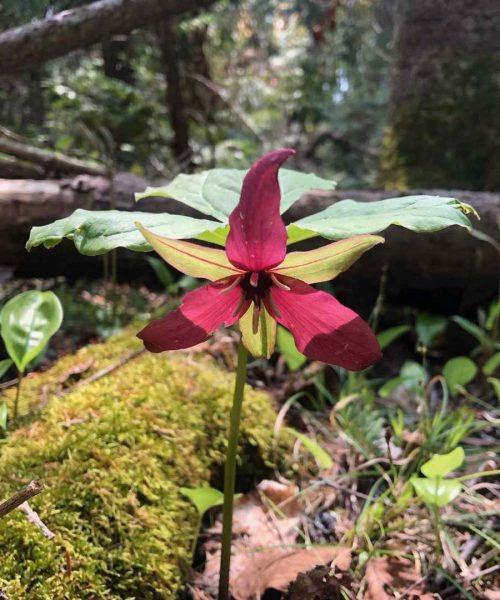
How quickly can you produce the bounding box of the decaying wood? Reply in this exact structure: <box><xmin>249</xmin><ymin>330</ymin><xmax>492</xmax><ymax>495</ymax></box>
<box><xmin>0</xmin><ymin>480</ymin><xmax>43</xmax><ymax>519</ymax></box>
<box><xmin>0</xmin><ymin>173</ymin><xmax>498</xmax><ymax>313</ymax></box>
<box><xmin>0</xmin><ymin>136</ymin><xmax>107</xmax><ymax>177</ymax></box>
<box><xmin>0</xmin><ymin>0</ymin><xmax>215</xmax><ymax>75</ymax></box>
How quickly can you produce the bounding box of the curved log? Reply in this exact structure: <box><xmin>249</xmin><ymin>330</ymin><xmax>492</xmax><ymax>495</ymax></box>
<box><xmin>0</xmin><ymin>174</ymin><xmax>498</xmax><ymax>313</ymax></box>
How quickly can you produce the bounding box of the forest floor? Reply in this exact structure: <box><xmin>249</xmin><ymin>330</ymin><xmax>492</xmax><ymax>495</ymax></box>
<box><xmin>1</xmin><ymin>277</ymin><xmax>499</xmax><ymax>599</ymax></box>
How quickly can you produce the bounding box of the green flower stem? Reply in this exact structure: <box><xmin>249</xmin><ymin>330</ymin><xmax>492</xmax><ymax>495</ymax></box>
<box><xmin>13</xmin><ymin>371</ymin><xmax>23</xmax><ymax>420</ymax></box>
<box><xmin>218</xmin><ymin>340</ymin><xmax>248</xmax><ymax>600</ymax></box>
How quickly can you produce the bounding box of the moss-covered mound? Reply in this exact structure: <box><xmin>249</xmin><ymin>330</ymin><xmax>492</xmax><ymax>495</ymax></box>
<box><xmin>0</xmin><ymin>329</ymin><xmax>285</xmax><ymax>599</ymax></box>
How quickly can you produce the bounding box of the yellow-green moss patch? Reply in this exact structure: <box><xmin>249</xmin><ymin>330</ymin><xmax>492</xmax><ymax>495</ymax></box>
<box><xmin>0</xmin><ymin>330</ymin><xmax>287</xmax><ymax>599</ymax></box>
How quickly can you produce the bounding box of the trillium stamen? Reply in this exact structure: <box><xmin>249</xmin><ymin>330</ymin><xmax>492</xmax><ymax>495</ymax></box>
<box><xmin>218</xmin><ymin>275</ymin><xmax>242</xmax><ymax>294</ymax></box>
<box><xmin>270</xmin><ymin>273</ymin><xmax>291</xmax><ymax>291</ymax></box>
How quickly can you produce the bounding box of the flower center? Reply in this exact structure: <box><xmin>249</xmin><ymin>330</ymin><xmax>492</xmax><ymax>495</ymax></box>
<box><xmin>240</xmin><ymin>271</ymin><xmax>272</xmax><ymax>305</ymax></box>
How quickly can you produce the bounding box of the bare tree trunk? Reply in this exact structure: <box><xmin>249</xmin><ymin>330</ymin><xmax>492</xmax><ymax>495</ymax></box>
<box><xmin>381</xmin><ymin>0</ymin><xmax>500</xmax><ymax>190</ymax></box>
<box><xmin>157</xmin><ymin>19</ymin><xmax>192</xmax><ymax>167</ymax></box>
<box><xmin>0</xmin><ymin>0</ymin><xmax>215</xmax><ymax>74</ymax></box>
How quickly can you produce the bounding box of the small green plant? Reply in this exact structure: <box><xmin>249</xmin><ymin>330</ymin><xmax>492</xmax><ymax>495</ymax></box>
<box><xmin>0</xmin><ymin>291</ymin><xmax>63</xmax><ymax>420</ymax></box>
<box><xmin>180</xmin><ymin>486</ymin><xmax>224</xmax><ymax>559</ymax></box>
<box><xmin>411</xmin><ymin>447</ymin><xmax>465</xmax><ymax>508</ymax></box>
<box><xmin>276</xmin><ymin>326</ymin><xmax>307</xmax><ymax>370</ymax></box>
<box><xmin>443</xmin><ymin>356</ymin><xmax>477</xmax><ymax>396</ymax></box>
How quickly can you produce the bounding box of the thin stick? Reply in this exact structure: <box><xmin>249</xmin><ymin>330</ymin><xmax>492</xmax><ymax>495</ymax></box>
<box><xmin>18</xmin><ymin>502</ymin><xmax>55</xmax><ymax>539</ymax></box>
<box><xmin>0</xmin><ymin>480</ymin><xmax>43</xmax><ymax>519</ymax></box>
<box><xmin>218</xmin><ymin>340</ymin><xmax>248</xmax><ymax>600</ymax></box>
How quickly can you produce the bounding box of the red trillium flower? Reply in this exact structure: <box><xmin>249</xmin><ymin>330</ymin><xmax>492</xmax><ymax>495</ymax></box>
<box><xmin>136</xmin><ymin>149</ymin><xmax>382</xmax><ymax>370</ymax></box>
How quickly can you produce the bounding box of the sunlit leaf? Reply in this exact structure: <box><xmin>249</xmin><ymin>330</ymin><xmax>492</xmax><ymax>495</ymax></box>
<box><xmin>379</xmin><ymin>360</ymin><xmax>426</xmax><ymax>398</ymax></box>
<box><xmin>411</xmin><ymin>477</ymin><xmax>462</xmax><ymax>507</ymax></box>
<box><xmin>136</xmin><ymin>168</ymin><xmax>335</xmax><ymax>219</ymax></box>
<box><xmin>483</xmin><ymin>352</ymin><xmax>500</xmax><ymax>376</ymax></box>
<box><xmin>443</xmin><ymin>357</ymin><xmax>477</xmax><ymax>394</ymax></box>
<box><xmin>0</xmin><ymin>291</ymin><xmax>63</xmax><ymax>373</ymax></box>
<box><xmin>180</xmin><ymin>486</ymin><xmax>224</xmax><ymax>517</ymax></box>
<box><xmin>27</xmin><ymin>209</ymin><xmax>221</xmax><ymax>256</ymax></box>
<box><xmin>287</xmin><ymin>428</ymin><xmax>333</xmax><ymax>469</ymax></box>
<box><xmin>421</xmin><ymin>447</ymin><xmax>465</xmax><ymax>478</ymax></box>
<box><xmin>292</xmin><ymin>196</ymin><xmax>473</xmax><ymax>240</ymax></box>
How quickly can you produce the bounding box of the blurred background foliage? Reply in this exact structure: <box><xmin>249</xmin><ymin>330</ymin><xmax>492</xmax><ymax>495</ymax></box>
<box><xmin>0</xmin><ymin>0</ymin><xmax>394</xmax><ymax>187</ymax></box>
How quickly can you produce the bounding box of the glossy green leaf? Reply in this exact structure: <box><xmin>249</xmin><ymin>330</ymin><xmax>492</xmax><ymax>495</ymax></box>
<box><xmin>179</xmin><ymin>486</ymin><xmax>224</xmax><ymax>517</ymax></box>
<box><xmin>483</xmin><ymin>352</ymin><xmax>500</xmax><ymax>376</ymax></box>
<box><xmin>0</xmin><ymin>291</ymin><xmax>63</xmax><ymax>373</ymax></box>
<box><xmin>136</xmin><ymin>168</ymin><xmax>335</xmax><ymax>220</ymax></box>
<box><xmin>415</xmin><ymin>312</ymin><xmax>448</xmax><ymax>348</ymax></box>
<box><xmin>27</xmin><ymin>209</ymin><xmax>221</xmax><ymax>256</ymax></box>
<box><xmin>292</xmin><ymin>196</ymin><xmax>473</xmax><ymax>240</ymax></box>
<box><xmin>287</xmin><ymin>428</ymin><xmax>333</xmax><ymax>469</ymax></box>
<box><xmin>277</xmin><ymin>327</ymin><xmax>307</xmax><ymax>370</ymax></box>
<box><xmin>411</xmin><ymin>477</ymin><xmax>462</xmax><ymax>507</ymax></box>
<box><xmin>0</xmin><ymin>358</ymin><xmax>13</xmax><ymax>380</ymax></box>
<box><xmin>377</xmin><ymin>325</ymin><xmax>410</xmax><ymax>351</ymax></box>
<box><xmin>421</xmin><ymin>447</ymin><xmax>465</xmax><ymax>478</ymax></box>
<box><xmin>0</xmin><ymin>402</ymin><xmax>7</xmax><ymax>431</ymax></box>
<box><xmin>443</xmin><ymin>357</ymin><xmax>477</xmax><ymax>394</ymax></box>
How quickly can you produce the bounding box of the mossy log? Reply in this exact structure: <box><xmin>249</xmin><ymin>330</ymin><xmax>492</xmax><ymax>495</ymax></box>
<box><xmin>0</xmin><ymin>328</ymin><xmax>286</xmax><ymax>599</ymax></box>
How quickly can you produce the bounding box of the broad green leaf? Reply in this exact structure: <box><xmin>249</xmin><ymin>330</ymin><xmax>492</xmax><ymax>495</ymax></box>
<box><xmin>379</xmin><ymin>360</ymin><xmax>427</xmax><ymax>398</ymax></box>
<box><xmin>486</xmin><ymin>301</ymin><xmax>500</xmax><ymax>331</ymax></box>
<box><xmin>136</xmin><ymin>168</ymin><xmax>335</xmax><ymax>220</ymax></box>
<box><xmin>136</xmin><ymin>222</ymin><xmax>240</xmax><ymax>281</ymax></box>
<box><xmin>0</xmin><ymin>358</ymin><xmax>13</xmax><ymax>380</ymax></box>
<box><xmin>415</xmin><ymin>312</ymin><xmax>448</xmax><ymax>348</ymax></box>
<box><xmin>179</xmin><ymin>486</ymin><xmax>224</xmax><ymax>517</ymax></box>
<box><xmin>239</xmin><ymin>305</ymin><xmax>276</xmax><ymax>359</ymax></box>
<box><xmin>483</xmin><ymin>353</ymin><xmax>500</xmax><ymax>377</ymax></box>
<box><xmin>286</xmin><ymin>224</ymin><xmax>318</xmax><ymax>245</ymax></box>
<box><xmin>0</xmin><ymin>291</ymin><xmax>63</xmax><ymax>373</ymax></box>
<box><xmin>443</xmin><ymin>357</ymin><xmax>477</xmax><ymax>394</ymax></box>
<box><xmin>377</xmin><ymin>325</ymin><xmax>410</xmax><ymax>351</ymax></box>
<box><xmin>277</xmin><ymin>326</ymin><xmax>307</xmax><ymax>370</ymax></box>
<box><xmin>0</xmin><ymin>402</ymin><xmax>7</xmax><ymax>430</ymax></box>
<box><xmin>273</xmin><ymin>235</ymin><xmax>384</xmax><ymax>284</ymax></box>
<box><xmin>27</xmin><ymin>209</ymin><xmax>222</xmax><ymax>256</ymax></box>
<box><xmin>287</xmin><ymin>428</ymin><xmax>333</xmax><ymax>469</ymax></box>
<box><xmin>411</xmin><ymin>477</ymin><xmax>462</xmax><ymax>507</ymax></box>
<box><xmin>421</xmin><ymin>447</ymin><xmax>465</xmax><ymax>478</ymax></box>
<box><xmin>292</xmin><ymin>196</ymin><xmax>473</xmax><ymax>240</ymax></box>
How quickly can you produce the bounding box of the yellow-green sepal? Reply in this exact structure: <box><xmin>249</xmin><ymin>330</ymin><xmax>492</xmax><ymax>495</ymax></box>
<box><xmin>239</xmin><ymin>305</ymin><xmax>276</xmax><ymax>359</ymax></box>
<box><xmin>272</xmin><ymin>234</ymin><xmax>384</xmax><ymax>284</ymax></box>
<box><xmin>136</xmin><ymin>222</ymin><xmax>242</xmax><ymax>281</ymax></box>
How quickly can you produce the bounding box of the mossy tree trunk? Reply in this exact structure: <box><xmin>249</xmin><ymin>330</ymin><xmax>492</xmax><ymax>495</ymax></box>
<box><xmin>381</xmin><ymin>0</ymin><xmax>500</xmax><ymax>190</ymax></box>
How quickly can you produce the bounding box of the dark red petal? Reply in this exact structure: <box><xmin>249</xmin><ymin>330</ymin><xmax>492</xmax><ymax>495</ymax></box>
<box><xmin>137</xmin><ymin>280</ymin><xmax>243</xmax><ymax>352</ymax></box>
<box><xmin>268</xmin><ymin>277</ymin><xmax>381</xmax><ymax>370</ymax></box>
<box><xmin>226</xmin><ymin>148</ymin><xmax>295</xmax><ymax>271</ymax></box>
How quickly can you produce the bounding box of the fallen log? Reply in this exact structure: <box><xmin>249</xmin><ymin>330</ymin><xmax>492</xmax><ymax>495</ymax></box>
<box><xmin>0</xmin><ymin>0</ymin><xmax>214</xmax><ymax>74</ymax></box>
<box><xmin>0</xmin><ymin>174</ymin><xmax>498</xmax><ymax>313</ymax></box>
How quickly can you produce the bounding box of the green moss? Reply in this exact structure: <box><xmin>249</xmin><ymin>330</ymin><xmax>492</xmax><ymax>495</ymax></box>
<box><xmin>0</xmin><ymin>329</ymin><xmax>287</xmax><ymax>599</ymax></box>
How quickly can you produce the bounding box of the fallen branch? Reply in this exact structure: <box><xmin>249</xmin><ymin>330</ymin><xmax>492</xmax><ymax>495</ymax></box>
<box><xmin>0</xmin><ymin>0</ymin><xmax>215</xmax><ymax>74</ymax></box>
<box><xmin>0</xmin><ymin>480</ymin><xmax>43</xmax><ymax>519</ymax></box>
<box><xmin>18</xmin><ymin>502</ymin><xmax>55</xmax><ymax>540</ymax></box>
<box><xmin>0</xmin><ymin>136</ymin><xmax>107</xmax><ymax>177</ymax></box>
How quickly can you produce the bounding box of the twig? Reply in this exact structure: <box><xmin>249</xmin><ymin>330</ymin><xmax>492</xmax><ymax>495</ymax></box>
<box><xmin>18</xmin><ymin>502</ymin><xmax>55</xmax><ymax>540</ymax></box>
<box><xmin>68</xmin><ymin>348</ymin><xmax>145</xmax><ymax>391</ymax></box>
<box><xmin>0</xmin><ymin>480</ymin><xmax>43</xmax><ymax>519</ymax></box>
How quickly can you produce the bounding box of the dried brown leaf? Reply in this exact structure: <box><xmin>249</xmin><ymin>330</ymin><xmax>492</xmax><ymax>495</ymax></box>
<box><xmin>365</xmin><ymin>557</ymin><xmax>434</xmax><ymax>599</ymax></box>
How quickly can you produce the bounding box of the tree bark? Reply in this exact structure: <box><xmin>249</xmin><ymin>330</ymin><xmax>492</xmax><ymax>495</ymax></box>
<box><xmin>157</xmin><ymin>18</ymin><xmax>192</xmax><ymax>165</ymax></box>
<box><xmin>0</xmin><ymin>0</ymin><xmax>215</xmax><ymax>74</ymax></box>
<box><xmin>0</xmin><ymin>175</ymin><xmax>497</xmax><ymax>313</ymax></box>
<box><xmin>381</xmin><ymin>0</ymin><xmax>500</xmax><ymax>190</ymax></box>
